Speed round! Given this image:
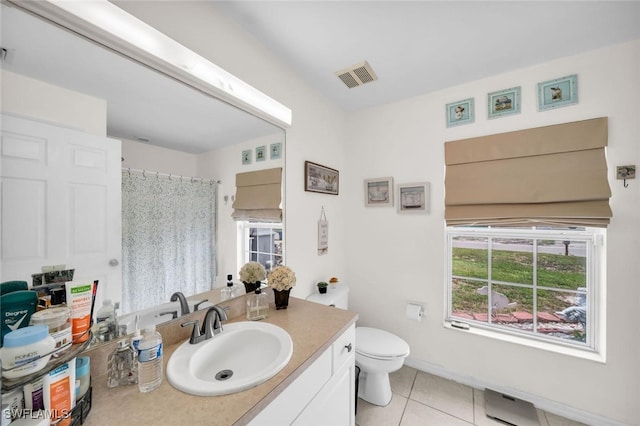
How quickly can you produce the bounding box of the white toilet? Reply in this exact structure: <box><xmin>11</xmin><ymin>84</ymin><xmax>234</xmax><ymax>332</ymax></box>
<box><xmin>306</xmin><ymin>286</ymin><xmax>410</xmax><ymax>406</ymax></box>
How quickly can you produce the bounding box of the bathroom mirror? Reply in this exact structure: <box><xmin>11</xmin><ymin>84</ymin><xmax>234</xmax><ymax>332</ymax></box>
<box><xmin>0</xmin><ymin>3</ymin><xmax>286</xmax><ymax>346</ymax></box>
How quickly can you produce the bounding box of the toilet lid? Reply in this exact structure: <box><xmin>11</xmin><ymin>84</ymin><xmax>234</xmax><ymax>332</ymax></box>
<box><xmin>356</xmin><ymin>327</ymin><xmax>410</xmax><ymax>358</ymax></box>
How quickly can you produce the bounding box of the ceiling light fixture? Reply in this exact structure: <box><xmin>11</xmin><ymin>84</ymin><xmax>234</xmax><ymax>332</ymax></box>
<box><xmin>11</xmin><ymin>0</ymin><xmax>292</xmax><ymax>128</ymax></box>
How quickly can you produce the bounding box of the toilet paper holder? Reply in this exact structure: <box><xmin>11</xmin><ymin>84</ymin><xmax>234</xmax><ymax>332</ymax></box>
<box><xmin>405</xmin><ymin>303</ymin><xmax>424</xmax><ymax>321</ymax></box>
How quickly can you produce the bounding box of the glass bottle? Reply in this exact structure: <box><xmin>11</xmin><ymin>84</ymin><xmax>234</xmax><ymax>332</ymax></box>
<box><xmin>107</xmin><ymin>339</ymin><xmax>137</xmax><ymax>387</ymax></box>
<box><xmin>246</xmin><ymin>286</ymin><xmax>269</xmax><ymax>321</ymax></box>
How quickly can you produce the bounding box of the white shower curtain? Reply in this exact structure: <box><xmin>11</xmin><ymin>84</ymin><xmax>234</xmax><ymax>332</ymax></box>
<box><xmin>121</xmin><ymin>172</ymin><xmax>216</xmax><ymax>314</ymax></box>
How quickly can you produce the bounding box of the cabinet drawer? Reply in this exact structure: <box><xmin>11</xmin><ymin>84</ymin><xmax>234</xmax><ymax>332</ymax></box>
<box><xmin>332</xmin><ymin>324</ymin><xmax>356</xmax><ymax>373</ymax></box>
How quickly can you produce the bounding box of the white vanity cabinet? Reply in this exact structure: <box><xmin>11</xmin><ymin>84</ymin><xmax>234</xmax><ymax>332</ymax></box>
<box><xmin>250</xmin><ymin>324</ymin><xmax>356</xmax><ymax>426</ymax></box>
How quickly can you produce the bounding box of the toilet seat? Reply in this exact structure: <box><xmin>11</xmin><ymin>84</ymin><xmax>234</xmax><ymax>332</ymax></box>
<box><xmin>356</xmin><ymin>327</ymin><xmax>410</xmax><ymax>360</ymax></box>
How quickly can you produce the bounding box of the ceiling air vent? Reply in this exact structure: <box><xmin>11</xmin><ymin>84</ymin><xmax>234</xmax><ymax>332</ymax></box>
<box><xmin>335</xmin><ymin>61</ymin><xmax>377</xmax><ymax>88</ymax></box>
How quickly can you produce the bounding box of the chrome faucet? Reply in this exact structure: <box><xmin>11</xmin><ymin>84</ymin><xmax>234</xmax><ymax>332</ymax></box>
<box><xmin>181</xmin><ymin>305</ymin><xmax>228</xmax><ymax>344</ymax></box>
<box><xmin>203</xmin><ymin>305</ymin><xmax>228</xmax><ymax>338</ymax></box>
<box><xmin>170</xmin><ymin>291</ymin><xmax>190</xmax><ymax>316</ymax></box>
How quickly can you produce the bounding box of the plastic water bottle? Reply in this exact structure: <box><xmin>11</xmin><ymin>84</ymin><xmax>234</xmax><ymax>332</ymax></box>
<box><xmin>137</xmin><ymin>325</ymin><xmax>163</xmax><ymax>392</ymax></box>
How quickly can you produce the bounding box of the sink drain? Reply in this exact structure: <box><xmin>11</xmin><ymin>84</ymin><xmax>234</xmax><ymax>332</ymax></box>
<box><xmin>215</xmin><ymin>369</ymin><xmax>233</xmax><ymax>381</ymax></box>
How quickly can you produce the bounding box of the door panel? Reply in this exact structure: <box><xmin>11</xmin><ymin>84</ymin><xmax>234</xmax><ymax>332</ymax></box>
<box><xmin>1</xmin><ymin>114</ymin><xmax>122</xmax><ymax>312</ymax></box>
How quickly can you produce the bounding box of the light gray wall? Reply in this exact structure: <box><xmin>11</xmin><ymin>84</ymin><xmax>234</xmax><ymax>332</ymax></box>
<box><xmin>343</xmin><ymin>40</ymin><xmax>640</xmax><ymax>424</ymax></box>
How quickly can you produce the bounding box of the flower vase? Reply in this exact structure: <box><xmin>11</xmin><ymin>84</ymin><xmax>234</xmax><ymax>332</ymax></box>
<box><xmin>318</xmin><ymin>287</ymin><xmax>327</xmax><ymax>294</ymax></box>
<box><xmin>243</xmin><ymin>281</ymin><xmax>261</xmax><ymax>294</ymax></box>
<box><xmin>273</xmin><ymin>288</ymin><xmax>291</xmax><ymax>310</ymax></box>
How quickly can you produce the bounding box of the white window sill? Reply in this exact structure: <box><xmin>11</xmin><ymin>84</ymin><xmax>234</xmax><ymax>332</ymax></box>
<box><xmin>443</xmin><ymin>321</ymin><xmax>605</xmax><ymax>363</ymax></box>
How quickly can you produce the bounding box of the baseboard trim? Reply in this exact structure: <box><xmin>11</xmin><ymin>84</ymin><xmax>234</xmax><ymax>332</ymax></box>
<box><xmin>404</xmin><ymin>356</ymin><xmax>626</xmax><ymax>426</ymax></box>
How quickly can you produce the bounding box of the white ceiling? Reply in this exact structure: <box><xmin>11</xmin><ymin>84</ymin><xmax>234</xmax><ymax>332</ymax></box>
<box><xmin>3</xmin><ymin>2</ymin><xmax>639</xmax><ymax>155</ymax></box>
<box><xmin>214</xmin><ymin>0</ymin><xmax>640</xmax><ymax>112</ymax></box>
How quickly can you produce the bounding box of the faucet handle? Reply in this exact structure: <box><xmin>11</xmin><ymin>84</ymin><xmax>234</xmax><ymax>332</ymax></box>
<box><xmin>194</xmin><ymin>299</ymin><xmax>209</xmax><ymax>311</ymax></box>
<box><xmin>158</xmin><ymin>309</ymin><xmax>178</xmax><ymax>319</ymax></box>
<box><xmin>181</xmin><ymin>320</ymin><xmax>203</xmax><ymax>344</ymax></box>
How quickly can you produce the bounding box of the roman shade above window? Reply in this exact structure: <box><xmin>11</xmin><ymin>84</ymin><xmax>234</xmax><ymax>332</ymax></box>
<box><xmin>444</xmin><ymin>117</ymin><xmax>611</xmax><ymax>227</ymax></box>
<box><xmin>232</xmin><ymin>167</ymin><xmax>282</xmax><ymax>222</ymax></box>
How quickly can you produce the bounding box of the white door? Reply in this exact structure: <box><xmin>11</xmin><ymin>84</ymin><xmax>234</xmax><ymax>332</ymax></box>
<box><xmin>1</xmin><ymin>114</ymin><xmax>122</xmax><ymax>312</ymax></box>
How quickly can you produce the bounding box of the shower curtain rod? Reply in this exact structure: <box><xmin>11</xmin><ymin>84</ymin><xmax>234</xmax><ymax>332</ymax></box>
<box><xmin>122</xmin><ymin>167</ymin><xmax>220</xmax><ymax>184</ymax></box>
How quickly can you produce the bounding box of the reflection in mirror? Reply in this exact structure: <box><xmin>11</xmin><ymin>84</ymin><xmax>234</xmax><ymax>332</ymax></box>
<box><xmin>0</xmin><ymin>4</ymin><xmax>285</xmax><ymax>346</ymax></box>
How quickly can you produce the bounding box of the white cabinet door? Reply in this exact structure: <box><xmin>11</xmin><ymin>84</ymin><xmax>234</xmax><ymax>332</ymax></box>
<box><xmin>293</xmin><ymin>359</ymin><xmax>355</xmax><ymax>426</ymax></box>
<box><xmin>1</xmin><ymin>114</ymin><xmax>122</xmax><ymax>308</ymax></box>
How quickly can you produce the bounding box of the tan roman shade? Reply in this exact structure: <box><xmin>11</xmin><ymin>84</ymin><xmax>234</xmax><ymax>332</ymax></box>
<box><xmin>232</xmin><ymin>167</ymin><xmax>282</xmax><ymax>221</ymax></box>
<box><xmin>444</xmin><ymin>117</ymin><xmax>612</xmax><ymax>227</ymax></box>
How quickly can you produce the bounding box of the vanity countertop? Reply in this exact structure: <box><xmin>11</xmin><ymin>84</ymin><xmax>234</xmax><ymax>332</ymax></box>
<box><xmin>83</xmin><ymin>297</ymin><xmax>358</xmax><ymax>426</ymax></box>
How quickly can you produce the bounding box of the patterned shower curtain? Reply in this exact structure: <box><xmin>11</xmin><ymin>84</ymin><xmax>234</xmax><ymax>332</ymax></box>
<box><xmin>121</xmin><ymin>172</ymin><xmax>216</xmax><ymax>314</ymax></box>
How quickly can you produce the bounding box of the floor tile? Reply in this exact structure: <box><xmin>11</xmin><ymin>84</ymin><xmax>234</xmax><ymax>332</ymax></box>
<box><xmin>356</xmin><ymin>393</ymin><xmax>407</xmax><ymax>426</ymax></box>
<box><xmin>400</xmin><ymin>400</ymin><xmax>472</xmax><ymax>426</ymax></box>
<box><xmin>409</xmin><ymin>371</ymin><xmax>474</xmax><ymax>423</ymax></box>
<box><xmin>390</xmin><ymin>366</ymin><xmax>417</xmax><ymax>398</ymax></box>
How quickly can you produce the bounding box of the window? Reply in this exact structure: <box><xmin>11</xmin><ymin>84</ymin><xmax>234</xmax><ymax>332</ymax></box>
<box><xmin>238</xmin><ymin>222</ymin><xmax>283</xmax><ymax>273</ymax></box>
<box><xmin>446</xmin><ymin>226</ymin><xmax>604</xmax><ymax>351</ymax></box>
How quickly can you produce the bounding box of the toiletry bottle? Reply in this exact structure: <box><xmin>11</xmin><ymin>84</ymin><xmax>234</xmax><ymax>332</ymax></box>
<box><xmin>137</xmin><ymin>325</ymin><xmax>163</xmax><ymax>393</ymax></box>
<box><xmin>246</xmin><ymin>286</ymin><xmax>268</xmax><ymax>321</ymax></box>
<box><xmin>107</xmin><ymin>340</ymin><xmax>137</xmax><ymax>388</ymax></box>
<box><xmin>230</xmin><ymin>274</ymin><xmax>243</xmax><ymax>298</ymax></box>
<box><xmin>96</xmin><ymin>299</ymin><xmax>117</xmax><ymax>341</ymax></box>
<box><xmin>221</xmin><ymin>276</ymin><xmax>234</xmax><ymax>301</ymax></box>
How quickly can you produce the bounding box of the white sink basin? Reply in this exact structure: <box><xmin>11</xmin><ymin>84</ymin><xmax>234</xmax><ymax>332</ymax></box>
<box><xmin>166</xmin><ymin>321</ymin><xmax>293</xmax><ymax>396</ymax></box>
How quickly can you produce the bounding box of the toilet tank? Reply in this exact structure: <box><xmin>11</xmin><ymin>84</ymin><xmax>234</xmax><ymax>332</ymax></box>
<box><xmin>306</xmin><ymin>285</ymin><xmax>349</xmax><ymax>310</ymax></box>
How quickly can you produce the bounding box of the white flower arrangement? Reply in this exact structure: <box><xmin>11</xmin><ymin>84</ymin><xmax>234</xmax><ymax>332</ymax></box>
<box><xmin>239</xmin><ymin>261</ymin><xmax>266</xmax><ymax>283</ymax></box>
<box><xmin>267</xmin><ymin>265</ymin><xmax>296</xmax><ymax>291</ymax></box>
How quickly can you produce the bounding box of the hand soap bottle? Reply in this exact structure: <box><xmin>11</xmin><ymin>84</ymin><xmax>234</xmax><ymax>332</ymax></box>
<box><xmin>246</xmin><ymin>285</ymin><xmax>268</xmax><ymax>321</ymax></box>
<box><xmin>221</xmin><ymin>274</ymin><xmax>234</xmax><ymax>301</ymax></box>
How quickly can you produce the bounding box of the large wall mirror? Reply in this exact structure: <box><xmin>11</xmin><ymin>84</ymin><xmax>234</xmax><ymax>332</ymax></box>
<box><xmin>1</xmin><ymin>3</ymin><xmax>286</xmax><ymax>344</ymax></box>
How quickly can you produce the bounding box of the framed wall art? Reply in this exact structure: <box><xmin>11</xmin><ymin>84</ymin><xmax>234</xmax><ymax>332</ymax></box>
<box><xmin>364</xmin><ymin>177</ymin><xmax>393</xmax><ymax>207</ymax></box>
<box><xmin>242</xmin><ymin>149</ymin><xmax>252</xmax><ymax>165</ymax></box>
<box><xmin>488</xmin><ymin>86</ymin><xmax>521</xmax><ymax>119</ymax></box>
<box><xmin>397</xmin><ymin>182</ymin><xmax>430</xmax><ymax>214</ymax></box>
<box><xmin>446</xmin><ymin>98</ymin><xmax>474</xmax><ymax>127</ymax></box>
<box><xmin>304</xmin><ymin>161</ymin><xmax>339</xmax><ymax>195</ymax></box>
<box><xmin>270</xmin><ymin>142</ymin><xmax>282</xmax><ymax>160</ymax></box>
<box><xmin>255</xmin><ymin>145</ymin><xmax>266</xmax><ymax>162</ymax></box>
<box><xmin>537</xmin><ymin>74</ymin><xmax>578</xmax><ymax>111</ymax></box>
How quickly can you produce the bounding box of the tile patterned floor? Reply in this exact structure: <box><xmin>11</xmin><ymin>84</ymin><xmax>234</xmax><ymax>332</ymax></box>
<box><xmin>355</xmin><ymin>366</ymin><xmax>587</xmax><ymax>426</ymax></box>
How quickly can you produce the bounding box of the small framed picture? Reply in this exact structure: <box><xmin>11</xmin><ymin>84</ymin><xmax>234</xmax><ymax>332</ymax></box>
<box><xmin>304</xmin><ymin>161</ymin><xmax>339</xmax><ymax>195</ymax></box>
<box><xmin>242</xmin><ymin>149</ymin><xmax>252</xmax><ymax>165</ymax></box>
<box><xmin>256</xmin><ymin>145</ymin><xmax>266</xmax><ymax>162</ymax></box>
<box><xmin>364</xmin><ymin>177</ymin><xmax>393</xmax><ymax>207</ymax></box>
<box><xmin>446</xmin><ymin>98</ymin><xmax>474</xmax><ymax>127</ymax></box>
<box><xmin>397</xmin><ymin>182</ymin><xmax>430</xmax><ymax>214</ymax></box>
<box><xmin>488</xmin><ymin>86</ymin><xmax>521</xmax><ymax>119</ymax></box>
<box><xmin>537</xmin><ymin>74</ymin><xmax>578</xmax><ymax>111</ymax></box>
<box><xmin>270</xmin><ymin>142</ymin><xmax>282</xmax><ymax>160</ymax></box>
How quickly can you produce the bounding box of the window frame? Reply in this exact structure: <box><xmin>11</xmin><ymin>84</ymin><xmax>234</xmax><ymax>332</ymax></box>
<box><xmin>237</xmin><ymin>221</ymin><xmax>284</xmax><ymax>274</ymax></box>
<box><xmin>445</xmin><ymin>226</ymin><xmax>605</xmax><ymax>357</ymax></box>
